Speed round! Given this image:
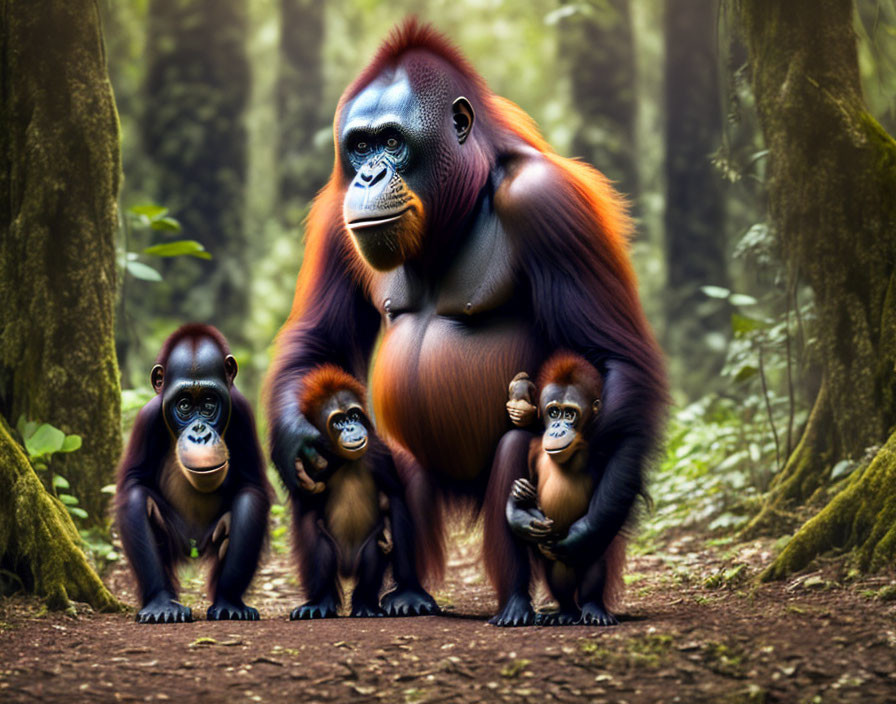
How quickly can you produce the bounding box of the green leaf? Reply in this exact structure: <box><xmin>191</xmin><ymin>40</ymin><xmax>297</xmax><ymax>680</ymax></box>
<box><xmin>126</xmin><ymin>260</ymin><xmax>163</xmax><ymax>282</ymax></box>
<box><xmin>143</xmin><ymin>239</ymin><xmax>210</xmax><ymax>259</ymax></box>
<box><xmin>128</xmin><ymin>204</ymin><xmax>168</xmax><ymax>219</ymax></box>
<box><xmin>17</xmin><ymin>415</ymin><xmax>39</xmax><ymax>440</ymax></box>
<box><xmin>701</xmin><ymin>285</ymin><xmax>730</xmax><ymax>299</ymax></box>
<box><xmin>25</xmin><ymin>423</ymin><xmax>65</xmax><ymax>458</ymax></box>
<box><xmin>101</xmin><ymin>484</ymin><xmax>117</xmax><ymax>495</ymax></box>
<box><xmin>545</xmin><ymin>5</ymin><xmax>580</xmax><ymax>25</ymax></box>
<box><xmin>52</xmin><ymin>474</ymin><xmax>70</xmax><ymax>490</ymax></box>
<box><xmin>830</xmin><ymin>459</ymin><xmax>856</xmax><ymax>480</ymax></box>
<box><xmin>732</xmin><ymin>313</ymin><xmax>764</xmax><ymax>336</ymax></box>
<box><xmin>67</xmin><ymin>507</ymin><xmax>89</xmax><ymax>520</ymax></box>
<box><xmin>733</xmin><ymin>365</ymin><xmax>758</xmax><ymax>383</ymax></box>
<box><xmin>729</xmin><ymin>293</ymin><xmax>758</xmax><ymax>307</ymax></box>
<box><xmin>60</xmin><ymin>435</ymin><xmax>82</xmax><ymax>452</ymax></box>
<box><xmin>59</xmin><ymin>493</ymin><xmax>79</xmax><ymax>506</ymax></box>
<box><xmin>149</xmin><ymin>217</ymin><xmax>182</xmax><ymax>232</ymax></box>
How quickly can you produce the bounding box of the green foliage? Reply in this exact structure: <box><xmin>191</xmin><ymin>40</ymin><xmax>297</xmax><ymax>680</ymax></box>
<box><xmin>16</xmin><ymin>416</ymin><xmax>86</xmax><ymax>519</ymax></box>
<box><xmin>646</xmin><ymin>219</ymin><xmax>814</xmax><ymax>543</ymax></box>
<box><xmin>269</xmin><ymin>501</ymin><xmax>290</xmax><ymax>554</ymax></box>
<box><xmin>143</xmin><ymin>239</ymin><xmax>211</xmax><ymax>259</ymax></box>
<box><xmin>119</xmin><ymin>204</ymin><xmax>212</xmax><ymax>284</ymax></box>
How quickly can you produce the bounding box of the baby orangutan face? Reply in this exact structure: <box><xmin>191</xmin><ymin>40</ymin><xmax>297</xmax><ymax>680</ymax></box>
<box><xmin>539</xmin><ymin>382</ymin><xmax>600</xmax><ymax>466</ymax></box>
<box><xmin>319</xmin><ymin>390</ymin><xmax>369</xmax><ymax>461</ymax></box>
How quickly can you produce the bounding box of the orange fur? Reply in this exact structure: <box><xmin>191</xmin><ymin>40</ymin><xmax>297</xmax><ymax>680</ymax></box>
<box><xmin>536</xmin><ymin>352</ymin><xmax>603</xmax><ymax>401</ymax></box>
<box><xmin>266</xmin><ymin>20</ymin><xmax>665</xmax><ymax>605</ymax></box>
<box><xmin>342</xmin><ymin>18</ymin><xmax>488</xmax><ymax>106</ymax></box>
<box><xmin>487</xmin><ymin>95</ymin><xmax>636</xmax><ymax>289</ymax></box>
<box><xmin>300</xmin><ymin>364</ymin><xmax>367</xmax><ymax>420</ymax></box>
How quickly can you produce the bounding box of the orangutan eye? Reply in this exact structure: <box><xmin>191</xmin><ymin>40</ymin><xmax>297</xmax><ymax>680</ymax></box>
<box><xmin>176</xmin><ymin>397</ymin><xmax>192</xmax><ymax>416</ymax></box>
<box><xmin>385</xmin><ymin>136</ymin><xmax>400</xmax><ymax>150</ymax></box>
<box><xmin>200</xmin><ymin>397</ymin><xmax>217</xmax><ymax>417</ymax></box>
<box><xmin>548</xmin><ymin>407</ymin><xmax>560</xmax><ymax>420</ymax></box>
<box><xmin>354</xmin><ymin>141</ymin><xmax>370</xmax><ymax>156</ymax></box>
<box><xmin>564</xmin><ymin>408</ymin><xmax>577</xmax><ymax>423</ymax></box>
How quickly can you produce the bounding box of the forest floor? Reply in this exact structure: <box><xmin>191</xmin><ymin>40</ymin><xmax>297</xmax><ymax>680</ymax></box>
<box><xmin>1</xmin><ymin>525</ymin><xmax>896</xmax><ymax>704</ymax></box>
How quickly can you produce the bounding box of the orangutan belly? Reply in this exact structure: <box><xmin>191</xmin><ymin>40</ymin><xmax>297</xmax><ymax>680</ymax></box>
<box><xmin>371</xmin><ymin>313</ymin><xmax>541</xmax><ymax>482</ymax></box>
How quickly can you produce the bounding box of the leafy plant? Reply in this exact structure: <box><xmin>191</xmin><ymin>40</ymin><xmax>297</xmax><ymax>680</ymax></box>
<box><xmin>644</xmin><ymin>221</ymin><xmax>815</xmax><ymax>547</ymax></box>
<box><xmin>119</xmin><ymin>204</ymin><xmax>211</xmax><ymax>282</ymax></box>
<box><xmin>16</xmin><ymin>416</ymin><xmax>86</xmax><ymax>519</ymax></box>
<box><xmin>16</xmin><ymin>416</ymin><xmax>121</xmax><ymax>568</ymax></box>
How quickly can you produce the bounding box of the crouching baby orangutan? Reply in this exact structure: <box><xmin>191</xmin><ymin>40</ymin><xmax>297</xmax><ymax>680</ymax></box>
<box><xmin>116</xmin><ymin>324</ymin><xmax>271</xmax><ymax>623</ymax></box>
<box><xmin>286</xmin><ymin>364</ymin><xmax>408</xmax><ymax>619</ymax></box>
<box><xmin>505</xmin><ymin>352</ymin><xmax>625</xmax><ymax>626</ymax></box>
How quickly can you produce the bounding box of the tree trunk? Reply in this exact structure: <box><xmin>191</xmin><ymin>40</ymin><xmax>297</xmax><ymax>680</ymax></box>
<box><xmin>141</xmin><ymin>0</ymin><xmax>250</xmax><ymax>340</ymax></box>
<box><xmin>277</xmin><ymin>0</ymin><xmax>328</xmax><ymax>227</ymax></box>
<box><xmin>0</xmin><ymin>0</ymin><xmax>124</xmax><ymax>610</ymax></box>
<box><xmin>0</xmin><ymin>0</ymin><xmax>122</xmax><ymax>527</ymax></box>
<box><xmin>663</xmin><ymin>0</ymin><xmax>728</xmax><ymax>396</ymax></box>
<box><xmin>560</xmin><ymin>0</ymin><xmax>638</xmax><ymax>198</ymax></box>
<box><xmin>738</xmin><ymin>0</ymin><xmax>896</xmax><ymax>575</ymax></box>
<box><xmin>0</xmin><ymin>419</ymin><xmax>119</xmax><ymax>611</ymax></box>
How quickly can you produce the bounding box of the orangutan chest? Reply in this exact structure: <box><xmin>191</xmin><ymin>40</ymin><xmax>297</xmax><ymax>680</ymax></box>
<box><xmin>535</xmin><ymin>452</ymin><xmax>593</xmax><ymax>534</ymax></box>
<box><xmin>325</xmin><ymin>463</ymin><xmax>379</xmax><ymax>551</ymax></box>
<box><xmin>159</xmin><ymin>451</ymin><xmax>224</xmax><ymax>533</ymax></box>
<box><xmin>371</xmin><ymin>314</ymin><xmax>540</xmax><ymax>479</ymax></box>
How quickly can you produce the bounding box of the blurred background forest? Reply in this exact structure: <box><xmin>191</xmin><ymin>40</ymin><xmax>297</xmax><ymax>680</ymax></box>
<box><xmin>4</xmin><ymin>0</ymin><xmax>896</xmax><ymax>607</ymax></box>
<box><xmin>103</xmin><ymin>0</ymin><xmax>896</xmax><ymax>545</ymax></box>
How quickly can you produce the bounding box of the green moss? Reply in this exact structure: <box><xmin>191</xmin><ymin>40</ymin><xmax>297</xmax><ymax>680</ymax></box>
<box><xmin>0</xmin><ymin>419</ymin><xmax>122</xmax><ymax>611</ymax></box>
<box><xmin>579</xmin><ymin>633</ymin><xmax>673</xmax><ymax>670</ymax></box>
<box><xmin>702</xmin><ymin>641</ymin><xmax>747</xmax><ymax>678</ymax></box>
<box><xmin>0</xmin><ymin>0</ymin><xmax>123</xmax><ymax>528</ymax></box>
<box><xmin>762</xmin><ymin>431</ymin><xmax>896</xmax><ymax>580</ymax></box>
<box><xmin>741</xmin><ymin>386</ymin><xmax>833</xmax><ymax>539</ymax></box>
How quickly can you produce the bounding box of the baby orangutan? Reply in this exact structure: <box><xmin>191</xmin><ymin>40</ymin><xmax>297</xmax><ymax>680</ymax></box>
<box><xmin>288</xmin><ymin>365</ymin><xmax>398</xmax><ymax>619</ymax></box>
<box><xmin>505</xmin><ymin>352</ymin><xmax>624</xmax><ymax>626</ymax></box>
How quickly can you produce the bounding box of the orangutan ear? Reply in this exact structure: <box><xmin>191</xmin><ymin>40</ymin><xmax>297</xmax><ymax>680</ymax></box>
<box><xmin>452</xmin><ymin>97</ymin><xmax>474</xmax><ymax>144</ymax></box>
<box><xmin>151</xmin><ymin>365</ymin><xmax>164</xmax><ymax>394</ymax></box>
<box><xmin>224</xmin><ymin>355</ymin><xmax>238</xmax><ymax>385</ymax></box>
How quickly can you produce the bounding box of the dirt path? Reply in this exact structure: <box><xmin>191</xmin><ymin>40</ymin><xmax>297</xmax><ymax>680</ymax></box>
<box><xmin>1</xmin><ymin>529</ymin><xmax>895</xmax><ymax>703</ymax></box>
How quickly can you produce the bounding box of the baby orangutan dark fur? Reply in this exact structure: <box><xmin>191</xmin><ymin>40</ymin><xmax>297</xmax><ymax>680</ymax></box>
<box><xmin>116</xmin><ymin>324</ymin><xmax>271</xmax><ymax>623</ymax></box>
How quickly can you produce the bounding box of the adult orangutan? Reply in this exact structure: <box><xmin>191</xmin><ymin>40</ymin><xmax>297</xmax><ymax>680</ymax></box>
<box><xmin>266</xmin><ymin>20</ymin><xmax>666</xmax><ymax>625</ymax></box>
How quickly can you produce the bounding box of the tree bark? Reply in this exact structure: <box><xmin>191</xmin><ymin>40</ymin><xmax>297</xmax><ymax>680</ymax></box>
<box><xmin>0</xmin><ymin>0</ymin><xmax>124</xmax><ymax>610</ymax></box>
<box><xmin>560</xmin><ymin>0</ymin><xmax>638</xmax><ymax>198</ymax></box>
<box><xmin>0</xmin><ymin>0</ymin><xmax>122</xmax><ymax>527</ymax></box>
<box><xmin>277</xmin><ymin>0</ymin><xmax>328</xmax><ymax>227</ymax></box>
<box><xmin>0</xmin><ymin>419</ymin><xmax>119</xmax><ymax>611</ymax></box>
<box><xmin>663</xmin><ymin>0</ymin><xmax>728</xmax><ymax>396</ymax></box>
<box><xmin>141</xmin><ymin>0</ymin><xmax>250</xmax><ymax>339</ymax></box>
<box><xmin>738</xmin><ymin>0</ymin><xmax>896</xmax><ymax>575</ymax></box>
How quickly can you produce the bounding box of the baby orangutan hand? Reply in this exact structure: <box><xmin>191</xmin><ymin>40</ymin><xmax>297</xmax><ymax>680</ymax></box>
<box><xmin>295</xmin><ymin>458</ymin><xmax>326</xmax><ymax>494</ymax></box>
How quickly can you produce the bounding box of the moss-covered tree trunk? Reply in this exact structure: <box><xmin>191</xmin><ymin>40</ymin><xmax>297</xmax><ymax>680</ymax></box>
<box><xmin>663</xmin><ymin>0</ymin><xmax>728</xmax><ymax>397</ymax></box>
<box><xmin>0</xmin><ymin>419</ymin><xmax>118</xmax><ymax>610</ymax></box>
<box><xmin>277</xmin><ymin>0</ymin><xmax>328</xmax><ymax>228</ymax></box>
<box><xmin>0</xmin><ymin>0</ymin><xmax>123</xmax><ymax>610</ymax></box>
<box><xmin>737</xmin><ymin>0</ymin><xmax>896</xmax><ymax>576</ymax></box>
<box><xmin>0</xmin><ymin>0</ymin><xmax>122</xmax><ymax>527</ymax></box>
<box><xmin>141</xmin><ymin>0</ymin><xmax>250</xmax><ymax>339</ymax></box>
<box><xmin>560</xmin><ymin>0</ymin><xmax>637</xmax><ymax>198</ymax></box>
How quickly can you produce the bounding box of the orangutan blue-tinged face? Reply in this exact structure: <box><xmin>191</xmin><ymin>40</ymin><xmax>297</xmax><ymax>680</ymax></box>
<box><xmin>339</xmin><ymin>60</ymin><xmax>474</xmax><ymax>271</ymax></box>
